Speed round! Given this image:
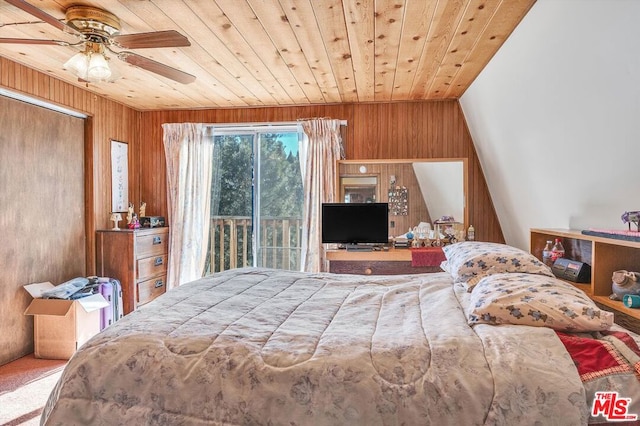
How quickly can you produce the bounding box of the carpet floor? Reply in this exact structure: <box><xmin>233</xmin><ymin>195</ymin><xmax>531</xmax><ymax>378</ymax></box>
<box><xmin>0</xmin><ymin>355</ymin><xmax>66</xmax><ymax>426</ymax></box>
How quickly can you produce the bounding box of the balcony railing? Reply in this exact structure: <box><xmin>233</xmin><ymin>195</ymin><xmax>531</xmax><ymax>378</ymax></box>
<box><xmin>208</xmin><ymin>216</ymin><xmax>302</xmax><ymax>274</ymax></box>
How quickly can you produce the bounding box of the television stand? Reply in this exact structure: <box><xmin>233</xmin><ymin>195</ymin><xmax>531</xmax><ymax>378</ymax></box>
<box><xmin>326</xmin><ymin>248</ymin><xmax>444</xmax><ymax>275</ymax></box>
<box><xmin>345</xmin><ymin>244</ymin><xmax>374</xmax><ymax>252</ymax></box>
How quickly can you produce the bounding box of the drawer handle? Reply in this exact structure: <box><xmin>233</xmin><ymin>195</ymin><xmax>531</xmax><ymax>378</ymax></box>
<box><xmin>364</xmin><ymin>267</ymin><xmax>373</xmax><ymax>275</ymax></box>
<box><xmin>154</xmin><ymin>280</ymin><xmax>164</xmax><ymax>288</ymax></box>
<box><xmin>153</xmin><ymin>236</ymin><xmax>162</xmax><ymax>245</ymax></box>
<box><xmin>154</xmin><ymin>257</ymin><xmax>163</xmax><ymax>266</ymax></box>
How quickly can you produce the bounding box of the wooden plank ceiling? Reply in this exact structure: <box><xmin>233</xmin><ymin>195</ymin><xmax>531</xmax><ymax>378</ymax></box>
<box><xmin>0</xmin><ymin>0</ymin><xmax>535</xmax><ymax>111</ymax></box>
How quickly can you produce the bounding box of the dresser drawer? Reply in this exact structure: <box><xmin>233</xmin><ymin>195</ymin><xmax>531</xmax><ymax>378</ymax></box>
<box><xmin>137</xmin><ymin>254</ymin><xmax>167</xmax><ymax>280</ymax></box>
<box><xmin>136</xmin><ymin>232</ymin><xmax>168</xmax><ymax>258</ymax></box>
<box><xmin>137</xmin><ymin>275</ymin><xmax>166</xmax><ymax>306</ymax></box>
<box><xmin>329</xmin><ymin>260</ymin><xmax>441</xmax><ymax>275</ymax></box>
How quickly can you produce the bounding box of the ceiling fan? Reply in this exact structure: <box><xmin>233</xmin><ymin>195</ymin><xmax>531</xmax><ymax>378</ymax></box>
<box><xmin>0</xmin><ymin>0</ymin><xmax>196</xmax><ymax>84</ymax></box>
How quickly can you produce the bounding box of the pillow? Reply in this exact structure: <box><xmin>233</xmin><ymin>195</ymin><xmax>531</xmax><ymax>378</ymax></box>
<box><xmin>467</xmin><ymin>273</ymin><xmax>613</xmax><ymax>332</ymax></box>
<box><xmin>442</xmin><ymin>241</ymin><xmax>553</xmax><ymax>291</ymax></box>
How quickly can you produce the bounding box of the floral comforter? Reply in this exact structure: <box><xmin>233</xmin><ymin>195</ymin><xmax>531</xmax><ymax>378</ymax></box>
<box><xmin>43</xmin><ymin>268</ymin><xmax>595</xmax><ymax>425</ymax></box>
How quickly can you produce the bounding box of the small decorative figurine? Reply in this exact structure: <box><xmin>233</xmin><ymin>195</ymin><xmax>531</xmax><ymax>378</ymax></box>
<box><xmin>139</xmin><ymin>201</ymin><xmax>147</xmax><ymax>218</ymax></box>
<box><xmin>415</xmin><ymin>224</ymin><xmax>430</xmax><ymax>247</ymax></box>
<box><xmin>127</xmin><ymin>202</ymin><xmax>134</xmax><ymax>225</ymax></box>
<box><xmin>621</xmin><ymin>211</ymin><xmax>640</xmax><ymax>231</ymax></box>
<box><xmin>412</xmin><ymin>236</ymin><xmax>421</xmax><ymax>248</ymax></box>
<box><xmin>128</xmin><ymin>213</ymin><xmax>141</xmax><ymax>229</ymax></box>
<box><xmin>406</xmin><ymin>227</ymin><xmax>414</xmax><ymax>241</ymax></box>
<box><xmin>610</xmin><ymin>270</ymin><xmax>640</xmax><ymax>301</ymax></box>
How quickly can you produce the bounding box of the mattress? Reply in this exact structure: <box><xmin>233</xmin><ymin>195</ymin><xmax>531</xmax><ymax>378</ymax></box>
<box><xmin>41</xmin><ymin>268</ymin><xmax>636</xmax><ymax>425</ymax></box>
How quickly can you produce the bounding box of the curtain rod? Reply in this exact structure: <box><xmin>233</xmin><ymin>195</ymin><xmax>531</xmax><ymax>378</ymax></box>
<box><xmin>204</xmin><ymin>120</ymin><xmax>347</xmax><ymax>129</ymax></box>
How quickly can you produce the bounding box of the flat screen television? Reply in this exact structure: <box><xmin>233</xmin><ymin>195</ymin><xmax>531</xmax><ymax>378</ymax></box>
<box><xmin>322</xmin><ymin>202</ymin><xmax>389</xmax><ymax>250</ymax></box>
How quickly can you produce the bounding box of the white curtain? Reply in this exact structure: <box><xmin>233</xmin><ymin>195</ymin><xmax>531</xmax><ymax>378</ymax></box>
<box><xmin>162</xmin><ymin>123</ymin><xmax>214</xmax><ymax>288</ymax></box>
<box><xmin>299</xmin><ymin>118</ymin><xmax>344</xmax><ymax>272</ymax></box>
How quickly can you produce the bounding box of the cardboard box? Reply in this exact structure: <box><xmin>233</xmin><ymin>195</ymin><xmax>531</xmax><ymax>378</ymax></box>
<box><xmin>24</xmin><ymin>282</ymin><xmax>109</xmax><ymax>360</ymax></box>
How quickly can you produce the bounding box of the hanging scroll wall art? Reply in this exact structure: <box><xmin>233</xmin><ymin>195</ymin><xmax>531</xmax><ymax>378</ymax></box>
<box><xmin>111</xmin><ymin>140</ymin><xmax>129</xmax><ymax>213</ymax></box>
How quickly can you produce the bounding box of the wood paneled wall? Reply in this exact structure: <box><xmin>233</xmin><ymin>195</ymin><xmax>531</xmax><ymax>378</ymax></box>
<box><xmin>139</xmin><ymin>101</ymin><xmax>504</xmax><ymax>243</ymax></box>
<box><xmin>0</xmin><ymin>57</ymin><xmax>139</xmax><ymax>364</ymax></box>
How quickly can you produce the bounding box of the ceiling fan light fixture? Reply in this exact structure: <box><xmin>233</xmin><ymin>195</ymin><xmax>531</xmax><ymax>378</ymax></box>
<box><xmin>87</xmin><ymin>53</ymin><xmax>111</xmax><ymax>80</ymax></box>
<box><xmin>2</xmin><ymin>3</ymin><xmax>194</xmax><ymax>85</ymax></box>
<box><xmin>63</xmin><ymin>51</ymin><xmax>90</xmax><ymax>79</ymax></box>
<box><xmin>64</xmin><ymin>46</ymin><xmax>113</xmax><ymax>83</ymax></box>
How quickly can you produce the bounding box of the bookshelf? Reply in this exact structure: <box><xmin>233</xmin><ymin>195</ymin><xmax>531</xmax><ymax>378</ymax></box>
<box><xmin>530</xmin><ymin>228</ymin><xmax>640</xmax><ymax>332</ymax></box>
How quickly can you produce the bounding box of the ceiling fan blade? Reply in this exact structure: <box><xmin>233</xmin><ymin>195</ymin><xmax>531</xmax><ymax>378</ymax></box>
<box><xmin>111</xmin><ymin>30</ymin><xmax>191</xmax><ymax>49</ymax></box>
<box><xmin>0</xmin><ymin>37</ymin><xmax>69</xmax><ymax>45</ymax></box>
<box><xmin>117</xmin><ymin>52</ymin><xmax>196</xmax><ymax>84</ymax></box>
<box><xmin>4</xmin><ymin>0</ymin><xmax>82</xmax><ymax>37</ymax></box>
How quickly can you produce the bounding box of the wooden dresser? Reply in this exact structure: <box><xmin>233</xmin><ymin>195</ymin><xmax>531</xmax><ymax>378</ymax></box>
<box><xmin>96</xmin><ymin>227</ymin><xmax>169</xmax><ymax>315</ymax></box>
<box><xmin>326</xmin><ymin>248</ymin><xmax>443</xmax><ymax>275</ymax></box>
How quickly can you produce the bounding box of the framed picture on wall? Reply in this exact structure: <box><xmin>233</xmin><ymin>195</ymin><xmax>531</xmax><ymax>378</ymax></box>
<box><xmin>111</xmin><ymin>140</ymin><xmax>128</xmax><ymax>212</ymax></box>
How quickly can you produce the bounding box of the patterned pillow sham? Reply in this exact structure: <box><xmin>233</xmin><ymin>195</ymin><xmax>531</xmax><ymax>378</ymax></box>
<box><xmin>442</xmin><ymin>241</ymin><xmax>553</xmax><ymax>291</ymax></box>
<box><xmin>467</xmin><ymin>273</ymin><xmax>613</xmax><ymax>332</ymax></box>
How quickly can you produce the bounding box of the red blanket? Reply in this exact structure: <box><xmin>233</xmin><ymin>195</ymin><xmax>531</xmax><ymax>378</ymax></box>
<box><xmin>556</xmin><ymin>331</ymin><xmax>640</xmax><ymax>381</ymax></box>
<box><xmin>556</xmin><ymin>331</ymin><xmax>640</xmax><ymax>424</ymax></box>
<box><xmin>410</xmin><ymin>247</ymin><xmax>446</xmax><ymax>267</ymax></box>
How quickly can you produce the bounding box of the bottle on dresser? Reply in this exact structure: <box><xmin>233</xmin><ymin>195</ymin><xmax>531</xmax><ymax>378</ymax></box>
<box><xmin>542</xmin><ymin>240</ymin><xmax>554</xmax><ymax>266</ymax></box>
<box><xmin>467</xmin><ymin>225</ymin><xmax>475</xmax><ymax>241</ymax></box>
<box><xmin>551</xmin><ymin>238</ymin><xmax>565</xmax><ymax>262</ymax></box>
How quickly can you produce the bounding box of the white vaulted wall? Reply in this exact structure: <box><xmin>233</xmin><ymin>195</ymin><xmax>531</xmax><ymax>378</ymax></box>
<box><xmin>460</xmin><ymin>0</ymin><xmax>640</xmax><ymax>250</ymax></box>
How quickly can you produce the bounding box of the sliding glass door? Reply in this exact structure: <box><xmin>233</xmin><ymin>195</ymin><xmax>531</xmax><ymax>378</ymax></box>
<box><xmin>207</xmin><ymin>126</ymin><xmax>303</xmax><ymax>274</ymax></box>
<box><xmin>208</xmin><ymin>132</ymin><xmax>254</xmax><ymax>274</ymax></box>
<box><xmin>256</xmin><ymin>132</ymin><xmax>304</xmax><ymax>270</ymax></box>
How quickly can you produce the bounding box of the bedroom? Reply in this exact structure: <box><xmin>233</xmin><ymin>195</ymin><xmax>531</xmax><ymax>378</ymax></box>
<box><xmin>2</xmin><ymin>0</ymin><xmax>640</xmax><ymax>423</ymax></box>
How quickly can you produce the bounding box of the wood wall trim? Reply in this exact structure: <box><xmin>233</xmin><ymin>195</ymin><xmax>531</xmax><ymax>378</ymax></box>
<box><xmin>84</xmin><ymin>116</ymin><xmax>95</xmax><ymax>275</ymax></box>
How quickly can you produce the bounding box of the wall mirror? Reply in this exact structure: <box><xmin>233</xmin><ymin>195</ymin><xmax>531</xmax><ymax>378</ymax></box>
<box><xmin>336</xmin><ymin>159</ymin><xmax>468</xmax><ymax>239</ymax></box>
<box><xmin>340</xmin><ymin>176</ymin><xmax>378</xmax><ymax>203</ymax></box>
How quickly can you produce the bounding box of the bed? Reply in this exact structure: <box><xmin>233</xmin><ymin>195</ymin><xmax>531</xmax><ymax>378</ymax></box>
<box><xmin>42</xmin><ymin>242</ymin><xmax>640</xmax><ymax>425</ymax></box>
